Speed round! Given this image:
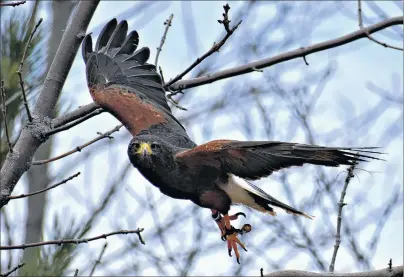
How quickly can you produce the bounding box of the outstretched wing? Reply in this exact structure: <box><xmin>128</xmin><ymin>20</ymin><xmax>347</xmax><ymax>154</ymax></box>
<box><xmin>82</xmin><ymin>18</ymin><xmax>195</xmax><ymax>148</ymax></box>
<box><xmin>175</xmin><ymin>140</ymin><xmax>384</xmax><ymax>180</ymax></box>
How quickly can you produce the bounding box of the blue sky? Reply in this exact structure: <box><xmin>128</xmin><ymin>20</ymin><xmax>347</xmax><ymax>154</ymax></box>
<box><xmin>1</xmin><ymin>1</ymin><xmax>403</xmax><ymax>276</ymax></box>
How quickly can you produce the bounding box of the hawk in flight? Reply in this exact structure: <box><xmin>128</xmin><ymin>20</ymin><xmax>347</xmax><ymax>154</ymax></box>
<box><xmin>82</xmin><ymin>19</ymin><xmax>383</xmax><ymax>264</ymax></box>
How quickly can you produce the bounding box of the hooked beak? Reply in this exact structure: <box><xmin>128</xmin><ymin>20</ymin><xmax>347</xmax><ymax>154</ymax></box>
<box><xmin>136</xmin><ymin>143</ymin><xmax>152</xmax><ymax>158</ymax></box>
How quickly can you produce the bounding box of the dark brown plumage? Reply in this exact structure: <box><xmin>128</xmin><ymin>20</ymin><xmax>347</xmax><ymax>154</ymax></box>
<box><xmin>83</xmin><ymin>18</ymin><xmax>385</xmax><ymax>265</ymax></box>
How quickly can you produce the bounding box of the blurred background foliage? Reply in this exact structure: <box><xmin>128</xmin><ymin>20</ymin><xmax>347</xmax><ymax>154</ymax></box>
<box><xmin>0</xmin><ymin>1</ymin><xmax>402</xmax><ymax>276</ymax></box>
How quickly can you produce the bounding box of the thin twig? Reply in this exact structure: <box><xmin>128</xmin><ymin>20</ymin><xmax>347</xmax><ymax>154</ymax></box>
<box><xmin>0</xmin><ymin>263</ymin><xmax>25</xmax><ymax>277</ymax></box>
<box><xmin>1</xmin><ymin>80</ymin><xmax>13</xmax><ymax>153</ymax></box>
<box><xmin>0</xmin><ymin>229</ymin><xmax>144</xmax><ymax>250</ymax></box>
<box><xmin>7</xmin><ymin>172</ymin><xmax>80</xmax><ymax>199</ymax></box>
<box><xmin>17</xmin><ymin>18</ymin><xmax>43</xmax><ymax>122</ymax></box>
<box><xmin>155</xmin><ymin>14</ymin><xmax>174</xmax><ymax>67</ymax></box>
<box><xmin>0</xmin><ymin>1</ymin><xmax>26</xmax><ymax>7</ymax></box>
<box><xmin>357</xmin><ymin>0</ymin><xmax>403</xmax><ymax>51</ymax></box>
<box><xmin>45</xmin><ymin>108</ymin><xmax>104</xmax><ymax>137</ymax></box>
<box><xmin>167</xmin><ymin>94</ymin><xmax>187</xmax><ymax>111</ymax></box>
<box><xmin>164</xmin><ymin>3</ymin><xmax>242</xmax><ymax>90</ymax></box>
<box><xmin>329</xmin><ymin>160</ymin><xmax>359</xmax><ymax>273</ymax></box>
<box><xmin>89</xmin><ymin>243</ymin><xmax>108</xmax><ymax>276</ymax></box>
<box><xmin>33</xmin><ymin>125</ymin><xmax>123</xmax><ymax>165</ymax></box>
<box><xmin>389</xmin><ymin>259</ymin><xmax>393</xmax><ymax>273</ymax></box>
<box><xmin>51</xmin><ymin>102</ymin><xmax>100</xmax><ymax>128</ymax></box>
<box><xmin>168</xmin><ymin>16</ymin><xmax>403</xmax><ymax>91</ymax></box>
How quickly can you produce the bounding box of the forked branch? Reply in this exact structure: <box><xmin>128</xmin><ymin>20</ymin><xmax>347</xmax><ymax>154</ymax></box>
<box><xmin>357</xmin><ymin>0</ymin><xmax>403</xmax><ymax>51</ymax></box>
<box><xmin>329</xmin><ymin>160</ymin><xmax>359</xmax><ymax>273</ymax></box>
<box><xmin>164</xmin><ymin>3</ymin><xmax>242</xmax><ymax>91</ymax></box>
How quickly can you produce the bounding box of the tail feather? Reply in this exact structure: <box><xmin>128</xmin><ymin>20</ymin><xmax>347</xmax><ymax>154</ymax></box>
<box><xmin>227</xmin><ymin>175</ymin><xmax>314</xmax><ymax>220</ymax></box>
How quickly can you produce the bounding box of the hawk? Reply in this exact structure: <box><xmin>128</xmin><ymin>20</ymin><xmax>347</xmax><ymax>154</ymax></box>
<box><xmin>82</xmin><ymin>18</ymin><xmax>383</xmax><ymax>264</ymax></box>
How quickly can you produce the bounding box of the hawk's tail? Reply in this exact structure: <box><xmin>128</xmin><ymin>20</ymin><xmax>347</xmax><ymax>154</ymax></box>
<box><xmin>226</xmin><ymin>175</ymin><xmax>314</xmax><ymax>220</ymax></box>
<box><xmin>82</xmin><ymin>18</ymin><xmax>164</xmax><ymax>96</ymax></box>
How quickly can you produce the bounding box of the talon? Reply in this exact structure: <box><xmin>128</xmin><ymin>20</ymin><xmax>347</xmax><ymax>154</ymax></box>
<box><xmin>228</xmin><ymin>247</ymin><xmax>232</xmax><ymax>257</ymax></box>
<box><xmin>237</xmin><ymin>257</ymin><xmax>240</xmax><ymax>264</ymax></box>
<box><xmin>235</xmin><ymin>212</ymin><xmax>246</xmax><ymax>218</ymax></box>
<box><xmin>229</xmin><ymin>212</ymin><xmax>246</xmax><ymax>220</ymax></box>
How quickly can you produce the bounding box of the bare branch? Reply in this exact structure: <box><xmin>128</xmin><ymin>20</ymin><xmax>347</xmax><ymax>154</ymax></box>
<box><xmin>329</xmin><ymin>160</ymin><xmax>358</xmax><ymax>273</ymax></box>
<box><xmin>89</xmin><ymin>243</ymin><xmax>108</xmax><ymax>276</ymax></box>
<box><xmin>51</xmin><ymin>102</ymin><xmax>100</xmax><ymax>128</ymax></box>
<box><xmin>0</xmin><ymin>228</ymin><xmax>144</xmax><ymax>250</ymax></box>
<box><xmin>17</xmin><ymin>18</ymin><xmax>43</xmax><ymax>122</ymax></box>
<box><xmin>168</xmin><ymin>16</ymin><xmax>403</xmax><ymax>91</ymax></box>
<box><xmin>7</xmin><ymin>172</ymin><xmax>80</xmax><ymax>200</ymax></box>
<box><xmin>0</xmin><ymin>263</ymin><xmax>25</xmax><ymax>277</ymax></box>
<box><xmin>155</xmin><ymin>13</ymin><xmax>174</xmax><ymax>67</ymax></box>
<box><xmin>32</xmin><ymin>125</ymin><xmax>123</xmax><ymax>165</ymax></box>
<box><xmin>45</xmin><ymin>108</ymin><xmax>104</xmax><ymax>137</ymax></box>
<box><xmin>358</xmin><ymin>0</ymin><xmax>403</xmax><ymax>51</ymax></box>
<box><xmin>0</xmin><ymin>0</ymin><xmax>100</xmax><ymax>208</ymax></box>
<box><xmin>265</xmin><ymin>266</ymin><xmax>403</xmax><ymax>277</ymax></box>
<box><xmin>0</xmin><ymin>1</ymin><xmax>26</xmax><ymax>7</ymax></box>
<box><xmin>1</xmin><ymin>80</ymin><xmax>13</xmax><ymax>153</ymax></box>
<box><xmin>165</xmin><ymin>3</ymin><xmax>242</xmax><ymax>90</ymax></box>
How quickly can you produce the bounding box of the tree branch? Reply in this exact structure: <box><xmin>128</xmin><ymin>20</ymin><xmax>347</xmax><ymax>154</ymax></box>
<box><xmin>51</xmin><ymin>102</ymin><xmax>100</xmax><ymax>128</ymax></box>
<box><xmin>7</xmin><ymin>172</ymin><xmax>80</xmax><ymax>199</ymax></box>
<box><xmin>168</xmin><ymin>16</ymin><xmax>403</xmax><ymax>91</ymax></box>
<box><xmin>0</xmin><ymin>228</ymin><xmax>145</xmax><ymax>250</ymax></box>
<box><xmin>45</xmin><ymin>108</ymin><xmax>104</xmax><ymax>137</ymax></box>
<box><xmin>0</xmin><ymin>1</ymin><xmax>26</xmax><ymax>7</ymax></box>
<box><xmin>32</xmin><ymin>125</ymin><xmax>123</xmax><ymax>165</ymax></box>
<box><xmin>17</xmin><ymin>18</ymin><xmax>43</xmax><ymax>122</ymax></box>
<box><xmin>357</xmin><ymin>0</ymin><xmax>403</xmax><ymax>51</ymax></box>
<box><xmin>0</xmin><ymin>263</ymin><xmax>25</xmax><ymax>277</ymax></box>
<box><xmin>89</xmin><ymin>242</ymin><xmax>107</xmax><ymax>276</ymax></box>
<box><xmin>329</xmin><ymin>161</ymin><xmax>358</xmax><ymax>272</ymax></box>
<box><xmin>0</xmin><ymin>0</ymin><xmax>100</xmax><ymax>208</ymax></box>
<box><xmin>1</xmin><ymin>80</ymin><xmax>13</xmax><ymax>153</ymax></box>
<box><xmin>265</xmin><ymin>266</ymin><xmax>403</xmax><ymax>277</ymax></box>
<box><xmin>164</xmin><ymin>3</ymin><xmax>242</xmax><ymax>90</ymax></box>
<box><xmin>155</xmin><ymin>13</ymin><xmax>174</xmax><ymax>67</ymax></box>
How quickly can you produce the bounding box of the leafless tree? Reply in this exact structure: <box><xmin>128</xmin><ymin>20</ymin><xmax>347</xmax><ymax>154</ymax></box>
<box><xmin>1</xmin><ymin>1</ymin><xmax>402</xmax><ymax>276</ymax></box>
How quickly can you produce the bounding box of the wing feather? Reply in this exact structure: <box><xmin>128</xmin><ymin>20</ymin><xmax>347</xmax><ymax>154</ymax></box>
<box><xmin>82</xmin><ymin>18</ymin><xmax>195</xmax><ymax>148</ymax></box>
<box><xmin>175</xmin><ymin>140</ymin><xmax>384</xmax><ymax>180</ymax></box>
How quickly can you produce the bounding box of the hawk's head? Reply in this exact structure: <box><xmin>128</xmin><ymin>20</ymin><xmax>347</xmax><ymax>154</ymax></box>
<box><xmin>127</xmin><ymin>135</ymin><xmax>176</xmax><ymax>169</ymax></box>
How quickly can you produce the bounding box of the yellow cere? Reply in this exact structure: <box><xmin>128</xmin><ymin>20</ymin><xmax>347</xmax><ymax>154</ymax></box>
<box><xmin>136</xmin><ymin>142</ymin><xmax>152</xmax><ymax>155</ymax></box>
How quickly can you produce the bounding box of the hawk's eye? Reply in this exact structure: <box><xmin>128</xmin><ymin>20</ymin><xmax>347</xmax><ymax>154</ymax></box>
<box><xmin>133</xmin><ymin>142</ymin><xmax>140</xmax><ymax>149</ymax></box>
<box><xmin>151</xmin><ymin>142</ymin><xmax>158</xmax><ymax>150</ymax></box>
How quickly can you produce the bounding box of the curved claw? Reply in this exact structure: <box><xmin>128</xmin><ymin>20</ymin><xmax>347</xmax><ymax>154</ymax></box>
<box><xmin>228</xmin><ymin>248</ymin><xmax>232</xmax><ymax>257</ymax></box>
<box><xmin>237</xmin><ymin>258</ymin><xmax>240</xmax><ymax>264</ymax></box>
<box><xmin>235</xmin><ymin>212</ymin><xmax>246</xmax><ymax>218</ymax></box>
<box><xmin>229</xmin><ymin>212</ymin><xmax>246</xmax><ymax>221</ymax></box>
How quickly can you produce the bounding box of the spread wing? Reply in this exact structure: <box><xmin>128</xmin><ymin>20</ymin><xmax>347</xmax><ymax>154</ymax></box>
<box><xmin>175</xmin><ymin>140</ymin><xmax>384</xmax><ymax>180</ymax></box>
<box><xmin>82</xmin><ymin>18</ymin><xmax>195</xmax><ymax>148</ymax></box>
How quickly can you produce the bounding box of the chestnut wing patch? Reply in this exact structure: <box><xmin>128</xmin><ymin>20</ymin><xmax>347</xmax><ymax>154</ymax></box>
<box><xmin>90</xmin><ymin>86</ymin><xmax>167</xmax><ymax>136</ymax></box>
